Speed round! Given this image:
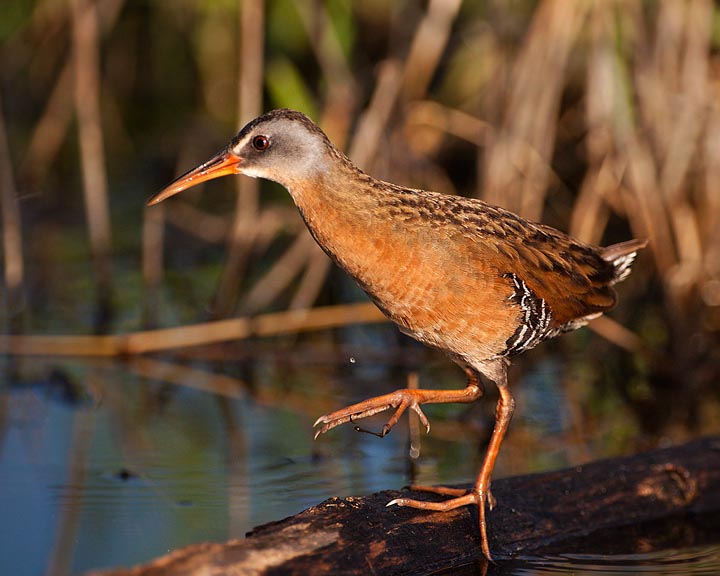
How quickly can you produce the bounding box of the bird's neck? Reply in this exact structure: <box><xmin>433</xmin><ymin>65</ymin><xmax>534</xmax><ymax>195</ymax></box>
<box><xmin>286</xmin><ymin>164</ymin><xmax>390</xmax><ymax>280</ymax></box>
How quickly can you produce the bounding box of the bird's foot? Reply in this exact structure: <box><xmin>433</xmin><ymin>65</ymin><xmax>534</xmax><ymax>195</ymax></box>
<box><xmin>387</xmin><ymin>484</ymin><xmax>495</xmax><ymax>560</ymax></box>
<box><xmin>313</xmin><ymin>389</ymin><xmax>431</xmax><ymax>439</ymax></box>
<box><xmin>404</xmin><ymin>484</ymin><xmax>496</xmax><ymax>509</ymax></box>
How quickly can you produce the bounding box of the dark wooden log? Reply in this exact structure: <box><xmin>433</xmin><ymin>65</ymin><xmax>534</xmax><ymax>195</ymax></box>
<box><xmin>93</xmin><ymin>436</ymin><xmax>720</xmax><ymax>576</ymax></box>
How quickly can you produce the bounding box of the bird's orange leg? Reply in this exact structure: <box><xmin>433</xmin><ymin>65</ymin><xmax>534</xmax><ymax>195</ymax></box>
<box><xmin>313</xmin><ymin>364</ymin><xmax>513</xmax><ymax>560</ymax></box>
<box><xmin>388</xmin><ymin>379</ymin><xmax>515</xmax><ymax>561</ymax></box>
<box><xmin>313</xmin><ymin>368</ymin><xmax>484</xmax><ymax>439</ymax></box>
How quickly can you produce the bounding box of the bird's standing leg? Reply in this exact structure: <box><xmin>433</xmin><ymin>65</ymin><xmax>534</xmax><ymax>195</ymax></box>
<box><xmin>313</xmin><ymin>366</ymin><xmax>484</xmax><ymax>439</ymax></box>
<box><xmin>388</xmin><ymin>363</ymin><xmax>514</xmax><ymax>561</ymax></box>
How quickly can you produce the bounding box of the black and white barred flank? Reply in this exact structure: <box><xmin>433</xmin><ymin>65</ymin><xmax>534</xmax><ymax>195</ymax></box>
<box><xmin>502</xmin><ymin>272</ymin><xmax>554</xmax><ymax>357</ymax></box>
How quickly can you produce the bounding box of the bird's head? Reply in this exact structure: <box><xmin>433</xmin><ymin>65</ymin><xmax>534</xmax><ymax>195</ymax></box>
<box><xmin>147</xmin><ymin>109</ymin><xmax>335</xmax><ymax>206</ymax></box>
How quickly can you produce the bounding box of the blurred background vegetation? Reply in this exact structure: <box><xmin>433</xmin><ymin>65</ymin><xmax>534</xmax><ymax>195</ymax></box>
<box><xmin>1</xmin><ymin>0</ymin><xmax>718</xmax><ymax>434</ymax></box>
<box><xmin>0</xmin><ymin>0</ymin><xmax>720</xmax><ymax>572</ymax></box>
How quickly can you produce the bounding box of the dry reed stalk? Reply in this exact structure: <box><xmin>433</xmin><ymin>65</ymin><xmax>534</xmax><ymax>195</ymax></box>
<box><xmin>702</xmin><ymin>108</ymin><xmax>720</xmax><ymax>287</ymax></box>
<box><xmin>624</xmin><ymin>136</ymin><xmax>674</xmax><ymax>270</ymax></box>
<box><xmin>399</xmin><ymin>0</ymin><xmax>462</xmax><ymax>103</ymax></box>
<box><xmin>405</xmin><ymin>101</ymin><xmax>490</xmax><ymax>148</ymax></box>
<box><xmin>141</xmin><ymin>202</ymin><xmax>164</xmax><ymax>327</ymax></box>
<box><xmin>213</xmin><ymin>0</ymin><xmax>265</xmax><ymax>318</ymax></box>
<box><xmin>295</xmin><ymin>0</ymin><xmax>357</xmax><ymax>147</ymax></box>
<box><xmin>406</xmin><ymin>371</ymin><xmax>421</xmax><ymax>460</ymax></box>
<box><xmin>348</xmin><ymin>59</ymin><xmax>403</xmax><ymax>170</ymax></box>
<box><xmin>129</xmin><ymin>356</ymin><xmax>338</xmax><ymax>421</ymax></box>
<box><xmin>569</xmin><ymin>158</ymin><xmax>615</xmax><ymax>245</ymax></box>
<box><xmin>0</xmin><ymin>334</ymin><xmax>119</xmax><ymax>356</ymax></box>
<box><xmin>570</xmin><ymin>3</ymin><xmax>621</xmax><ymax>245</ymax></box>
<box><xmin>482</xmin><ymin>0</ymin><xmax>588</xmax><ymax>220</ymax></box>
<box><xmin>0</xmin><ymin>91</ymin><xmax>24</xmax><ymax>321</ymax></box>
<box><xmin>0</xmin><ymin>302</ymin><xmax>387</xmax><ymax>356</ymax></box>
<box><xmin>249</xmin><ymin>207</ymin><xmax>307</xmax><ymax>252</ymax></box>
<box><xmin>128</xmin><ymin>356</ymin><xmax>246</xmax><ymax>399</ymax></box>
<box><xmin>71</xmin><ymin>0</ymin><xmax>114</xmax><ymax>326</ymax></box>
<box><xmin>163</xmin><ymin>200</ymin><xmax>232</xmax><ymax>243</ymax></box>
<box><xmin>19</xmin><ymin>61</ymin><xmax>73</xmax><ymax>187</ymax></box>
<box><xmin>588</xmin><ymin>316</ymin><xmax>646</xmax><ymax>356</ymax></box>
<box><xmin>288</xmin><ymin>243</ymin><xmax>332</xmax><ymax>310</ymax></box>
<box><xmin>243</xmin><ymin>232</ymin><xmax>315</xmax><ymax>312</ymax></box>
<box><xmin>659</xmin><ymin>0</ymin><xmax>710</xmax><ymax>307</ymax></box>
<box><xmin>126</xmin><ymin>302</ymin><xmax>385</xmax><ymax>353</ymax></box>
<box><xmin>18</xmin><ymin>0</ymin><xmax>99</xmax><ymax>188</ymax></box>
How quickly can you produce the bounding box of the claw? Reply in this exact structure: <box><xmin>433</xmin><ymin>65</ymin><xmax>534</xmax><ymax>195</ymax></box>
<box><xmin>312</xmin><ymin>389</ymin><xmax>421</xmax><ymax>440</ymax></box>
<box><xmin>313</xmin><ymin>402</ymin><xmax>395</xmax><ymax>439</ymax></box>
<box><xmin>410</xmin><ymin>404</ymin><xmax>431</xmax><ymax>433</ymax></box>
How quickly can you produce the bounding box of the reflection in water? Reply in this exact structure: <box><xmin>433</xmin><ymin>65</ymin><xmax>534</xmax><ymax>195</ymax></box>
<box><xmin>0</xmin><ymin>341</ymin><xmax>718</xmax><ymax>575</ymax></box>
<box><xmin>507</xmin><ymin>547</ymin><xmax>720</xmax><ymax>575</ymax></box>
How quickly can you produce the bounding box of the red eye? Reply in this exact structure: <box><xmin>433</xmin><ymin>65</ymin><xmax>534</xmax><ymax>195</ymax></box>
<box><xmin>252</xmin><ymin>135</ymin><xmax>270</xmax><ymax>151</ymax></box>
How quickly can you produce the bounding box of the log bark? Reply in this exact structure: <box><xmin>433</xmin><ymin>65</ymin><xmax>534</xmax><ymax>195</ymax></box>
<box><xmin>93</xmin><ymin>435</ymin><xmax>720</xmax><ymax>576</ymax></box>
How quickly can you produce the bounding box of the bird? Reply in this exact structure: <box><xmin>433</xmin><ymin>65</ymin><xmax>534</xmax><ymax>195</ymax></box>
<box><xmin>148</xmin><ymin>108</ymin><xmax>646</xmax><ymax>560</ymax></box>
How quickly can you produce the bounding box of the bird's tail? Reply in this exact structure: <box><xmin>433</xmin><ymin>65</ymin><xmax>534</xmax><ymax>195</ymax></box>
<box><xmin>601</xmin><ymin>238</ymin><xmax>648</xmax><ymax>285</ymax></box>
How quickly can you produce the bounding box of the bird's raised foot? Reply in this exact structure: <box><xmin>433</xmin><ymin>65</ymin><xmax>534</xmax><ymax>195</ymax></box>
<box><xmin>313</xmin><ymin>388</ymin><xmax>432</xmax><ymax>439</ymax></box>
<box><xmin>387</xmin><ymin>485</ymin><xmax>495</xmax><ymax>561</ymax></box>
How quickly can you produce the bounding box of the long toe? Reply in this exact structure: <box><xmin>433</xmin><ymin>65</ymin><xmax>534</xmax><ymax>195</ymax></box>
<box><xmin>313</xmin><ymin>401</ymin><xmax>394</xmax><ymax>438</ymax></box>
<box><xmin>387</xmin><ymin>487</ymin><xmax>494</xmax><ymax>561</ymax></box>
<box><xmin>406</xmin><ymin>484</ymin><xmax>469</xmax><ymax>498</ymax></box>
<box><xmin>386</xmin><ymin>491</ymin><xmax>479</xmax><ymax>511</ymax></box>
<box><xmin>312</xmin><ymin>389</ymin><xmax>428</xmax><ymax>438</ymax></box>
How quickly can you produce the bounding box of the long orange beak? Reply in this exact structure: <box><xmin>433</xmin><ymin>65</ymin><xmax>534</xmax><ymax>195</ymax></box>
<box><xmin>147</xmin><ymin>148</ymin><xmax>243</xmax><ymax>206</ymax></box>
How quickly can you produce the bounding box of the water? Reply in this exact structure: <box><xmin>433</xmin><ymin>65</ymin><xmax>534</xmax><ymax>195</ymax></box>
<box><xmin>503</xmin><ymin>548</ymin><xmax>720</xmax><ymax>575</ymax></box>
<box><xmin>0</xmin><ymin>344</ymin><xmax>718</xmax><ymax>575</ymax></box>
<box><xmin>0</xmin><ymin>351</ymin><xmax>418</xmax><ymax>574</ymax></box>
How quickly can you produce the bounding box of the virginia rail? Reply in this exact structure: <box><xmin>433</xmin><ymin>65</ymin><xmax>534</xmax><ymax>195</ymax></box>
<box><xmin>148</xmin><ymin>109</ymin><xmax>646</xmax><ymax>559</ymax></box>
